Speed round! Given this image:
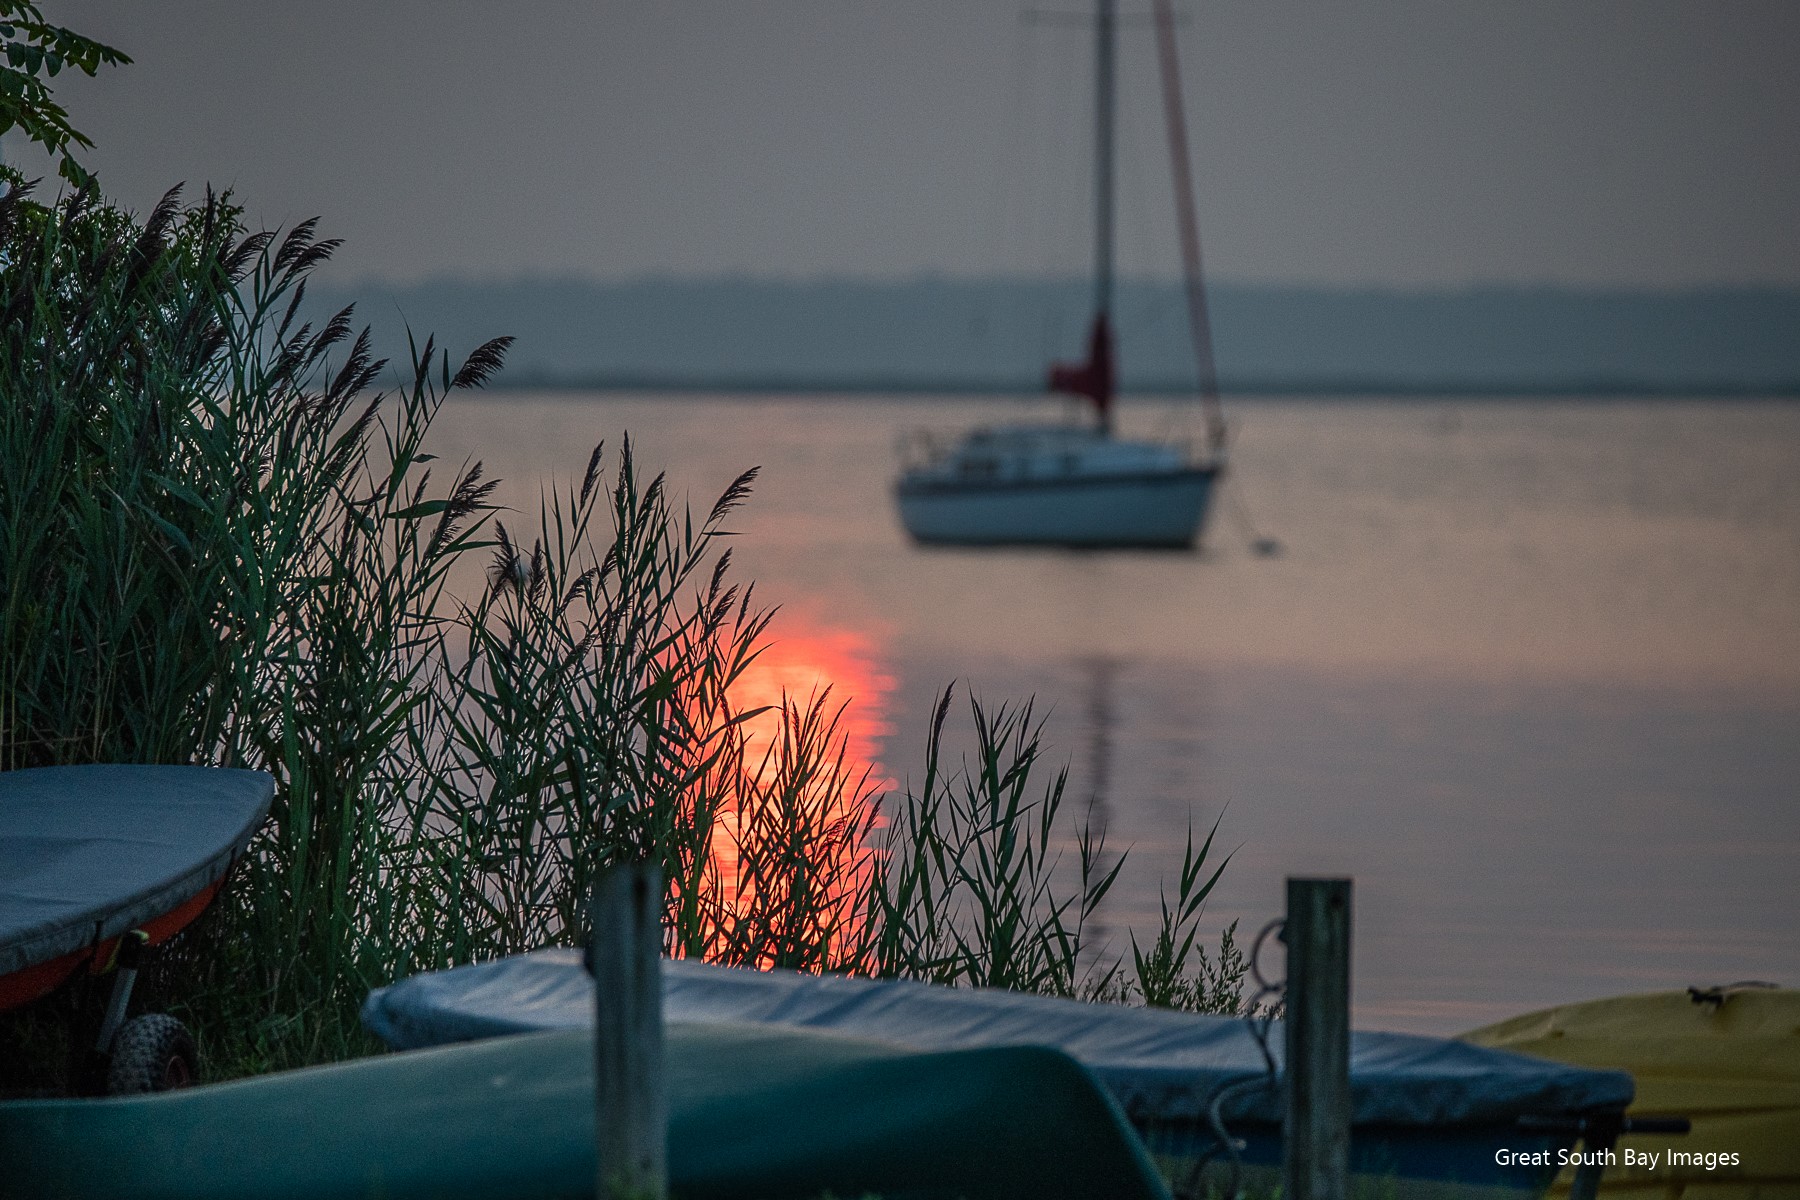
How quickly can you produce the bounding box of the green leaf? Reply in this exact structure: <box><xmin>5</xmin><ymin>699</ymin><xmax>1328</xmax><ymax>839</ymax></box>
<box><xmin>389</xmin><ymin>499</ymin><xmax>450</xmax><ymax>521</ymax></box>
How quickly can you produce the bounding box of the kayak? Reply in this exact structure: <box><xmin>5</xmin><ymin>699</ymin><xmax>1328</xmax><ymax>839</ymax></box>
<box><xmin>1463</xmin><ymin>986</ymin><xmax>1800</xmax><ymax>1198</ymax></box>
<box><xmin>0</xmin><ymin>1022</ymin><xmax>1172</xmax><ymax>1200</ymax></box>
<box><xmin>363</xmin><ymin>949</ymin><xmax>1638</xmax><ymax>1199</ymax></box>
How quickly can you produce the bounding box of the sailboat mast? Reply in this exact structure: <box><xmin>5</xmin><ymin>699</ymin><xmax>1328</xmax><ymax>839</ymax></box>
<box><xmin>1153</xmin><ymin>0</ymin><xmax>1228</xmax><ymax>452</ymax></box>
<box><xmin>1093</xmin><ymin>0</ymin><xmax>1116</xmax><ymax>322</ymax></box>
<box><xmin>1047</xmin><ymin>0</ymin><xmax>1121</xmax><ymax>433</ymax></box>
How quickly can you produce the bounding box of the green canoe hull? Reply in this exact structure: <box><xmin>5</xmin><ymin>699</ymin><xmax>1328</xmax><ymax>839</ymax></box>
<box><xmin>1</xmin><ymin>1022</ymin><xmax>1170</xmax><ymax>1200</ymax></box>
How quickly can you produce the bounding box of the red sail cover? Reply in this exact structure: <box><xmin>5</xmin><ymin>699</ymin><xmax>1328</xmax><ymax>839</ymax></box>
<box><xmin>1049</xmin><ymin>313</ymin><xmax>1116</xmax><ymax>424</ymax></box>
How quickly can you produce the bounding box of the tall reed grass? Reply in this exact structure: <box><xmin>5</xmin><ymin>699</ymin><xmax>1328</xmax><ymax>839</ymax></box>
<box><xmin>0</xmin><ymin>178</ymin><xmax>1243</xmax><ymax>1081</ymax></box>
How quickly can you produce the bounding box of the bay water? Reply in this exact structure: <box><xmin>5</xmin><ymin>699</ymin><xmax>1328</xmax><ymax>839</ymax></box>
<box><xmin>431</xmin><ymin>393</ymin><xmax>1800</xmax><ymax>1033</ymax></box>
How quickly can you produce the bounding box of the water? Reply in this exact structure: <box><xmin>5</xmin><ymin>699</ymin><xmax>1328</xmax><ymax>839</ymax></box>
<box><xmin>431</xmin><ymin>393</ymin><xmax>1800</xmax><ymax>1033</ymax></box>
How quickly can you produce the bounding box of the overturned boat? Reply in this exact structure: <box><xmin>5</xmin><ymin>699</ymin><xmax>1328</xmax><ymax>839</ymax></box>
<box><xmin>2</xmin><ymin>1019</ymin><xmax>1167</xmax><ymax>1200</ymax></box>
<box><xmin>364</xmin><ymin>949</ymin><xmax>1638</xmax><ymax>1199</ymax></box>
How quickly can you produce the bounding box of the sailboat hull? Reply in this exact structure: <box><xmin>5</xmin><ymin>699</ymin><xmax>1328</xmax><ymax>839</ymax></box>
<box><xmin>895</xmin><ymin>465</ymin><xmax>1219</xmax><ymax>549</ymax></box>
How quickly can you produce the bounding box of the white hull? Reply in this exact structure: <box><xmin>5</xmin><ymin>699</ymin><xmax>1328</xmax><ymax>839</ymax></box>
<box><xmin>896</xmin><ymin>466</ymin><xmax>1219</xmax><ymax>548</ymax></box>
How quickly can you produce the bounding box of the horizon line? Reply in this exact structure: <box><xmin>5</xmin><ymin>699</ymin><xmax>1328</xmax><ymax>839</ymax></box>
<box><xmin>467</xmin><ymin>372</ymin><xmax>1800</xmax><ymax>400</ymax></box>
<box><xmin>317</xmin><ymin>273</ymin><xmax>1800</xmax><ymax>298</ymax></box>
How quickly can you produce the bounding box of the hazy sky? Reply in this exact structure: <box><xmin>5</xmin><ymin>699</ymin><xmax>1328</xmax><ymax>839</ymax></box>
<box><xmin>7</xmin><ymin>2</ymin><xmax>1798</xmax><ymax>287</ymax></box>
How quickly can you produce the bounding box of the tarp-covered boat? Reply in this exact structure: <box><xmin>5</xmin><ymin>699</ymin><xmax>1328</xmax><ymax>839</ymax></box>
<box><xmin>364</xmin><ymin>949</ymin><xmax>1637</xmax><ymax>1198</ymax></box>
<box><xmin>1464</xmin><ymin>986</ymin><xmax>1800</xmax><ymax>1198</ymax></box>
<box><xmin>0</xmin><ymin>765</ymin><xmax>272</xmax><ymax>1010</ymax></box>
<box><xmin>0</xmin><ymin>1022</ymin><xmax>1171</xmax><ymax>1200</ymax></box>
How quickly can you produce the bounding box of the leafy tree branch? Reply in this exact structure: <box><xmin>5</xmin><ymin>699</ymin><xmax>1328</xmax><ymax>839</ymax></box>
<box><xmin>0</xmin><ymin>3</ymin><xmax>129</xmax><ymax>184</ymax></box>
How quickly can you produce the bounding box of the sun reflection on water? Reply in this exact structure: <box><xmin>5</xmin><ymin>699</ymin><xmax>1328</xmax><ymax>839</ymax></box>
<box><xmin>699</xmin><ymin>616</ymin><xmax>896</xmax><ymax>961</ymax></box>
<box><xmin>728</xmin><ymin>621</ymin><xmax>896</xmax><ymax>793</ymax></box>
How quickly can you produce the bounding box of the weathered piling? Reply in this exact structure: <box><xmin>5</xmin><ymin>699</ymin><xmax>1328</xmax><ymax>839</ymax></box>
<box><xmin>1283</xmin><ymin>877</ymin><xmax>1352</xmax><ymax>1200</ymax></box>
<box><xmin>592</xmin><ymin>862</ymin><xmax>667</xmax><ymax>1200</ymax></box>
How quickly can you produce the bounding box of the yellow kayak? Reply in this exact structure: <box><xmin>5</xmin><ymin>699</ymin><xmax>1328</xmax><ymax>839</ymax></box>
<box><xmin>1463</xmin><ymin>985</ymin><xmax>1799</xmax><ymax>1199</ymax></box>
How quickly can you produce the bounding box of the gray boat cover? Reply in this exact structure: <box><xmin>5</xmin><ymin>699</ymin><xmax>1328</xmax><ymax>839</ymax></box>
<box><xmin>0</xmin><ymin>766</ymin><xmax>273</xmax><ymax>976</ymax></box>
<box><xmin>363</xmin><ymin>948</ymin><xmax>1635</xmax><ymax>1127</ymax></box>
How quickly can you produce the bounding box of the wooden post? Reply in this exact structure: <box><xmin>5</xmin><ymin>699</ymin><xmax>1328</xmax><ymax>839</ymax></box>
<box><xmin>592</xmin><ymin>862</ymin><xmax>667</xmax><ymax>1200</ymax></box>
<box><xmin>1283</xmin><ymin>877</ymin><xmax>1352</xmax><ymax>1200</ymax></box>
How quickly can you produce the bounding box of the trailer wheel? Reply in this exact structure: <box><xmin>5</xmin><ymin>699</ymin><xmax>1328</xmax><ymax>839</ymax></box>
<box><xmin>106</xmin><ymin>1013</ymin><xmax>198</xmax><ymax>1094</ymax></box>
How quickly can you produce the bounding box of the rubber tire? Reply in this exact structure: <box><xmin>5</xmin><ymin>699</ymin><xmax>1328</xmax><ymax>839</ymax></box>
<box><xmin>105</xmin><ymin>1013</ymin><xmax>198</xmax><ymax>1094</ymax></box>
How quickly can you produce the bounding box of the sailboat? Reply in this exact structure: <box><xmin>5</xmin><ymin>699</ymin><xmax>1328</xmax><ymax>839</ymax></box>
<box><xmin>894</xmin><ymin>0</ymin><xmax>1228</xmax><ymax>550</ymax></box>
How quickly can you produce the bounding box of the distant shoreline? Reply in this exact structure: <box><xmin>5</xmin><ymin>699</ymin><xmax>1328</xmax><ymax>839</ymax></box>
<box><xmin>313</xmin><ymin>278</ymin><xmax>1800</xmax><ymax>403</ymax></box>
<box><xmin>475</xmin><ymin>373</ymin><xmax>1800</xmax><ymax>400</ymax></box>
